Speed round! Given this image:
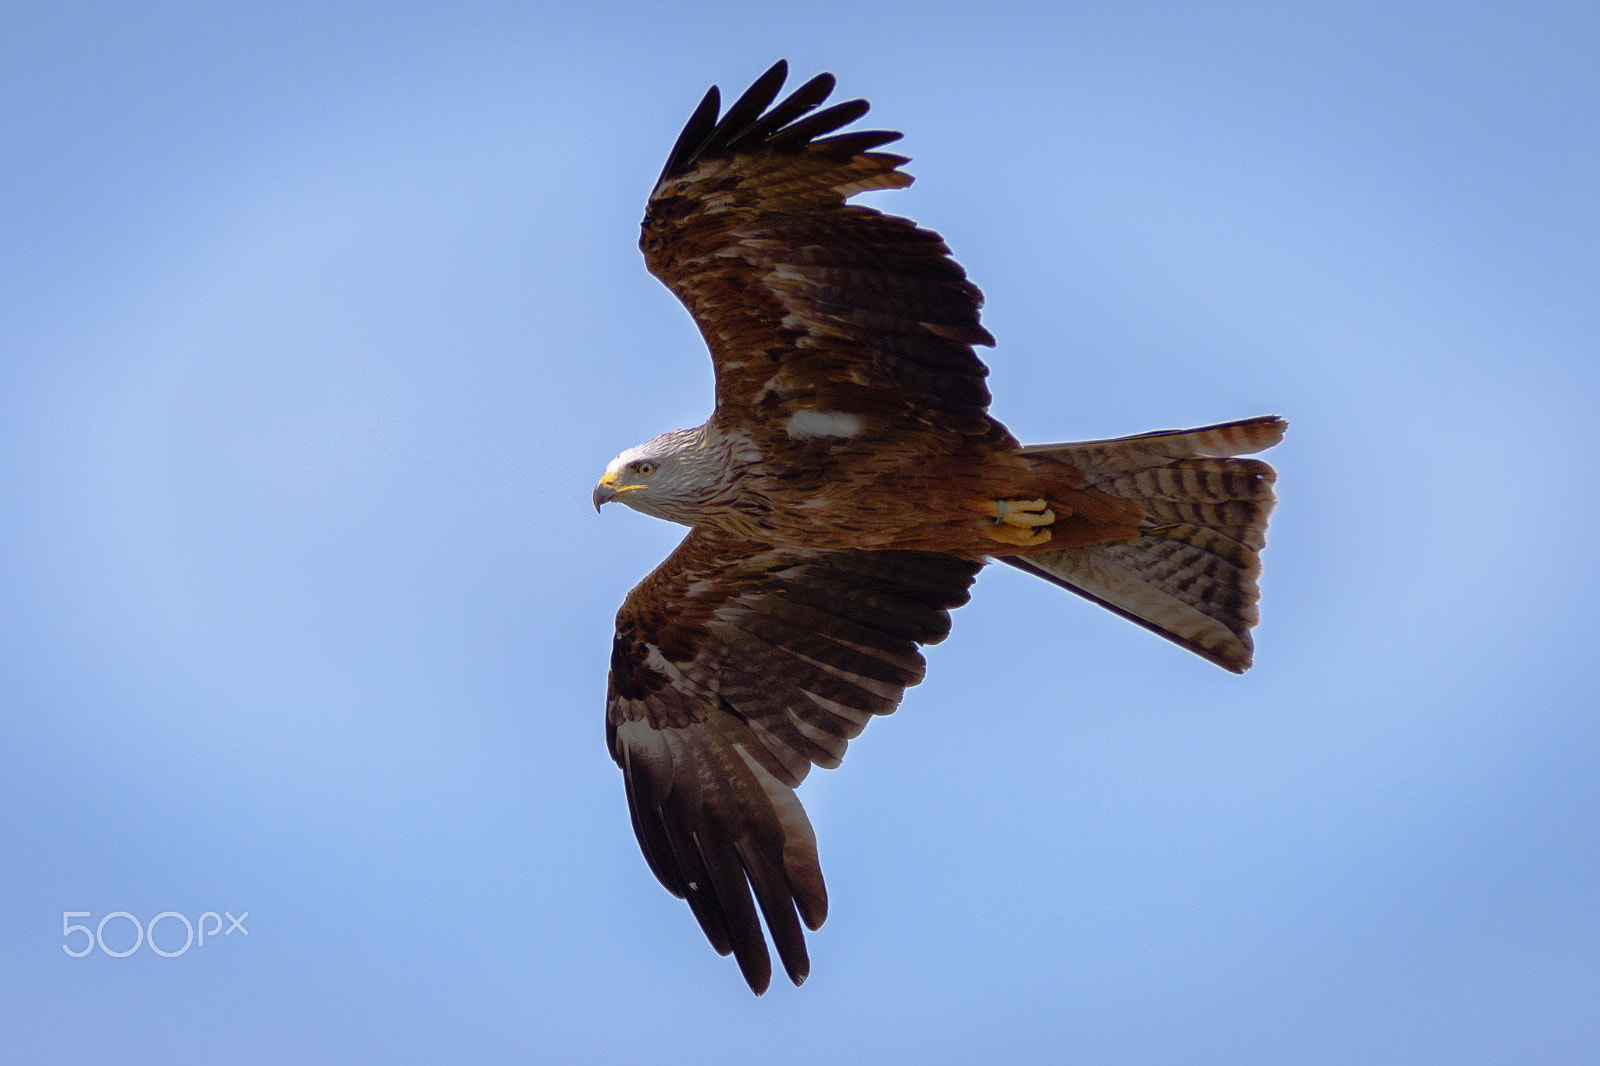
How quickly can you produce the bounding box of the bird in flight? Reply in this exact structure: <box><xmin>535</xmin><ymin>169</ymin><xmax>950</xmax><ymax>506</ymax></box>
<box><xmin>593</xmin><ymin>60</ymin><xmax>1285</xmax><ymax>994</ymax></box>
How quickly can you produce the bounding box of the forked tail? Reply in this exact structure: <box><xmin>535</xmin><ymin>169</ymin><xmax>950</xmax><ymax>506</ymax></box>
<box><xmin>1008</xmin><ymin>416</ymin><xmax>1287</xmax><ymax>672</ymax></box>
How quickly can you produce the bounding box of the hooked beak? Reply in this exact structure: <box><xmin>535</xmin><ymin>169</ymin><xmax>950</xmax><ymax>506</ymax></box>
<box><xmin>592</xmin><ymin>476</ymin><xmax>616</xmax><ymax>512</ymax></box>
<box><xmin>593</xmin><ymin>470</ymin><xmax>630</xmax><ymax>512</ymax></box>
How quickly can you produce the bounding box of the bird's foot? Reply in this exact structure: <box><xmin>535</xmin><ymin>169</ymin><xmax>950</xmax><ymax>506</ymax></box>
<box><xmin>970</xmin><ymin>497</ymin><xmax>1057</xmax><ymax>547</ymax></box>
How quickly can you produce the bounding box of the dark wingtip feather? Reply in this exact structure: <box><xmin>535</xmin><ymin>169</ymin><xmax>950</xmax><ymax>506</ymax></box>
<box><xmin>736</xmin><ymin>839</ymin><xmax>812</xmax><ymax>987</ymax></box>
<box><xmin>726</xmin><ymin>71</ymin><xmax>836</xmax><ymax>150</ymax></box>
<box><xmin>768</xmin><ymin>98</ymin><xmax>872</xmax><ymax>150</ymax></box>
<box><xmin>797</xmin><ymin>887</ymin><xmax>828</xmax><ymax>931</ymax></box>
<box><xmin>811</xmin><ymin>130</ymin><xmax>905</xmax><ymax>155</ymax></box>
<box><xmin>654</xmin><ymin>84</ymin><xmax>722</xmax><ymax>189</ymax></box>
<box><xmin>654</xmin><ymin>65</ymin><xmax>900</xmax><ymax>190</ymax></box>
<box><xmin>740</xmin><ymin>953</ymin><xmax>774</xmax><ymax>996</ymax></box>
<box><xmin>728</xmin><ymin>911</ymin><xmax>774</xmax><ymax>995</ymax></box>
<box><xmin>709</xmin><ymin>59</ymin><xmax>790</xmax><ymax>151</ymax></box>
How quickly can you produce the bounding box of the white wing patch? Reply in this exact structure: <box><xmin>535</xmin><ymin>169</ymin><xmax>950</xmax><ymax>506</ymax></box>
<box><xmin>786</xmin><ymin>411</ymin><xmax>862</xmax><ymax>440</ymax></box>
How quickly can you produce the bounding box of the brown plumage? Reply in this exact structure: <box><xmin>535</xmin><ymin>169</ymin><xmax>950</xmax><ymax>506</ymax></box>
<box><xmin>594</xmin><ymin>61</ymin><xmax>1286</xmax><ymax>994</ymax></box>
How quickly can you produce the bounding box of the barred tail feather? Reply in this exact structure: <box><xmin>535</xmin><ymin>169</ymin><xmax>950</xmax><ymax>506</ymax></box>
<box><xmin>1009</xmin><ymin>416</ymin><xmax>1286</xmax><ymax>672</ymax></box>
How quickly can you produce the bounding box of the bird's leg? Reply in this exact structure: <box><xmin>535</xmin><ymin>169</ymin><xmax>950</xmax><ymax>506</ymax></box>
<box><xmin>967</xmin><ymin>497</ymin><xmax>1058</xmax><ymax>547</ymax></box>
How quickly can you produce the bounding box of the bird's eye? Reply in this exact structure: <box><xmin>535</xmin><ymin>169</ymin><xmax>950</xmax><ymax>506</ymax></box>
<box><xmin>635</xmin><ymin>462</ymin><xmax>656</xmax><ymax>476</ymax></box>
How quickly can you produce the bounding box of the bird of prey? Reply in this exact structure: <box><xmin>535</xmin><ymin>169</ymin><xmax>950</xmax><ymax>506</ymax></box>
<box><xmin>593</xmin><ymin>60</ymin><xmax>1285</xmax><ymax>994</ymax></box>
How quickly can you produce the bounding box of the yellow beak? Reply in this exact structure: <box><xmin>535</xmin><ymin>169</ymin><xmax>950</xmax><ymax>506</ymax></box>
<box><xmin>593</xmin><ymin>471</ymin><xmax>643</xmax><ymax>511</ymax></box>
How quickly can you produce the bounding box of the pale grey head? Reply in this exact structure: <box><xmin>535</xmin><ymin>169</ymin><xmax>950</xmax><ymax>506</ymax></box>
<box><xmin>592</xmin><ymin>426</ymin><xmax>723</xmax><ymax>526</ymax></box>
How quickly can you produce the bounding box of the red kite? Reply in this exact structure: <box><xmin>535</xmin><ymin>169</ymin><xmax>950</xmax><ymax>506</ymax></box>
<box><xmin>594</xmin><ymin>61</ymin><xmax>1284</xmax><ymax>993</ymax></box>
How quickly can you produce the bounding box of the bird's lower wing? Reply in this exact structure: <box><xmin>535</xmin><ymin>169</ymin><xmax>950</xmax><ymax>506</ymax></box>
<box><xmin>606</xmin><ymin>531</ymin><xmax>980</xmax><ymax>992</ymax></box>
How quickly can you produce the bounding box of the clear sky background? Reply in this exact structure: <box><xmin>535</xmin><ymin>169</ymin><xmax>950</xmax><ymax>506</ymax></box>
<box><xmin>3</xmin><ymin>2</ymin><xmax>1597</xmax><ymax>1062</ymax></box>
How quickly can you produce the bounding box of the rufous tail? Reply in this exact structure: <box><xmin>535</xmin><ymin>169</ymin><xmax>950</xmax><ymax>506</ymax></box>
<box><xmin>1008</xmin><ymin>416</ymin><xmax>1286</xmax><ymax>672</ymax></box>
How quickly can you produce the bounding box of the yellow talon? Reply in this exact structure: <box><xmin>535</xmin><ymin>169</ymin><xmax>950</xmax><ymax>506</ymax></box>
<box><xmin>969</xmin><ymin>497</ymin><xmax>1054</xmax><ymax>526</ymax></box>
<box><xmin>970</xmin><ymin>497</ymin><xmax>1056</xmax><ymax>546</ymax></box>
<box><xmin>983</xmin><ymin>523</ymin><xmax>1053</xmax><ymax>547</ymax></box>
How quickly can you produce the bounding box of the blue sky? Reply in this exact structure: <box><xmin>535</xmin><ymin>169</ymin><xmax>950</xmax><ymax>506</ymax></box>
<box><xmin>3</xmin><ymin>2</ymin><xmax>1597</xmax><ymax>1062</ymax></box>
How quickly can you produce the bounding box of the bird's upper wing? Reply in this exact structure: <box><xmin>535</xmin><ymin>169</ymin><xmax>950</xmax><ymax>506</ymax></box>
<box><xmin>606</xmin><ymin>529</ymin><xmax>981</xmax><ymax>993</ymax></box>
<box><xmin>640</xmin><ymin>60</ymin><xmax>997</xmax><ymax>434</ymax></box>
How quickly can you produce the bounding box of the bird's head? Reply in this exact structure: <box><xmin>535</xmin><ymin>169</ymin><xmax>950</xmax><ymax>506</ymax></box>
<box><xmin>592</xmin><ymin>427</ymin><xmax>711</xmax><ymax>524</ymax></box>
